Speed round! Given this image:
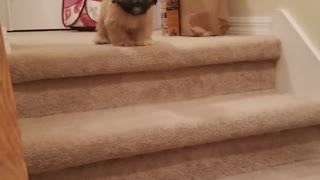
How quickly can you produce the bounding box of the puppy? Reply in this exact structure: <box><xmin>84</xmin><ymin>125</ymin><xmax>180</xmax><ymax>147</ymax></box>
<box><xmin>95</xmin><ymin>0</ymin><xmax>157</xmax><ymax>46</ymax></box>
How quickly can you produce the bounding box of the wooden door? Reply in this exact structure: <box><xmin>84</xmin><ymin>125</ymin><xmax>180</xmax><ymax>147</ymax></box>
<box><xmin>0</xmin><ymin>26</ymin><xmax>28</xmax><ymax>179</ymax></box>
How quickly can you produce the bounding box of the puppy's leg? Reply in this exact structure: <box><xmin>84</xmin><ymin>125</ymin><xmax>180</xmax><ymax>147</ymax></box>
<box><xmin>94</xmin><ymin>0</ymin><xmax>110</xmax><ymax>44</ymax></box>
<box><xmin>106</xmin><ymin>21</ymin><xmax>135</xmax><ymax>47</ymax></box>
<box><xmin>131</xmin><ymin>10</ymin><xmax>153</xmax><ymax>46</ymax></box>
<box><xmin>133</xmin><ymin>25</ymin><xmax>153</xmax><ymax>46</ymax></box>
<box><xmin>94</xmin><ymin>23</ymin><xmax>110</xmax><ymax>44</ymax></box>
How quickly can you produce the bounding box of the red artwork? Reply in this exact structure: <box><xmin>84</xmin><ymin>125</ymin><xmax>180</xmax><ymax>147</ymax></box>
<box><xmin>62</xmin><ymin>0</ymin><xmax>102</xmax><ymax>31</ymax></box>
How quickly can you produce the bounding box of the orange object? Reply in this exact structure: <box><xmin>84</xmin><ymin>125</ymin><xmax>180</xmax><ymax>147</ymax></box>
<box><xmin>161</xmin><ymin>0</ymin><xmax>180</xmax><ymax>36</ymax></box>
<box><xmin>179</xmin><ymin>0</ymin><xmax>230</xmax><ymax>36</ymax></box>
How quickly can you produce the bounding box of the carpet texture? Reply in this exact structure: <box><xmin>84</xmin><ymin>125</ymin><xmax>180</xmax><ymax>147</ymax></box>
<box><xmin>15</xmin><ymin>61</ymin><xmax>275</xmax><ymax>118</ymax></box>
<box><xmin>218</xmin><ymin>159</ymin><xmax>320</xmax><ymax>180</ymax></box>
<box><xmin>8</xmin><ymin>34</ymin><xmax>280</xmax><ymax>84</ymax></box>
<box><xmin>30</xmin><ymin>126</ymin><xmax>320</xmax><ymax>179</ymax></box>
<box><xmin>20</xmin><ymin>92</ymin><xmax>320</xmax><ymax>174</ymax></box>
<box><xmin>8</xmin><ymin>31</ymin><xmax>320</xmax><ymax>179</ymax></box>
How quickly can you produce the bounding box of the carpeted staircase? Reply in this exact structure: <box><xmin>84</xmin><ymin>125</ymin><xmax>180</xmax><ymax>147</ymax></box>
<box><xmin>218</xmin><ymin>159</ymin><xmax>320</xmax><ymax>180</ymax></box>
<box><xmin>8</xmin><ymin>31</ymin><xmax>320</xmax><ymax>180</ymax></box>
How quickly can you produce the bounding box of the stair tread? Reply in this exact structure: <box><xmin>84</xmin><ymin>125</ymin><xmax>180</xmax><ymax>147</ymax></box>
<box><xmin>8</xmin><ymin>31</ymin><xmax>280</xmax><ymax>84</ymax></box>
<box><xmin>218</xmin><ymin>159</ymin><xmax>320</xmax><ymax>180</ymax></box>
<box><xmin>20</xmin><ymin>91</ymin><xmax>320</xmax><ymax>174</ymax></box>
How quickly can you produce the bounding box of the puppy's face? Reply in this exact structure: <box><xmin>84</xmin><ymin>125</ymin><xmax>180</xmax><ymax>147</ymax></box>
<box><xmin>113</xmin><ymin>0</ymin><xmax>157</xmax><ymax>16</ymax></box>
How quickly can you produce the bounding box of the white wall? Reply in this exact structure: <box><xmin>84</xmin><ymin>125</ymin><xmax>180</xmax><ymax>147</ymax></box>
<box><xmin>228</xmin><ymin>0</ymin><xmax>279</xmax><ymax>17</ymax></box>
<box><xmin>8</xmin><ymin>0</ymin><xmax>65</xmax><ymax>30</ymax></box>
<box><xmin>278</xmin><ymin>0</ymin><xmax>320</xmax><ymax>50</ymax></box>
<box><xmin>0</xmin><ymin>0</ymin><xmax>9</xmax><ymax>28</ymax></box>
<box><xmin>274</xmin><ymin>0</ymin><xmax>320</xmax><ymax>100</ymax></box>
<box><xmin>228</xmin><ymin>0</ymin><xmax>320</xmax><ymax>51</ymax></box>
<box><xmin>153</xmin><ymin>2</ymin><xmax>161</xmax><ymax>29</ymax></box>
<box><xmin>227</xmin><ymin>0</ymin><xmax>320</xmax><ymax>100</ymax></box>
<box><xmin>274</xmin><ymin>10</ymin><xmax>320</xmax><ymax>101</ymax></box>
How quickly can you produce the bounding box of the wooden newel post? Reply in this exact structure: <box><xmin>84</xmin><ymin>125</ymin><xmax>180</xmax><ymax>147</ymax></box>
<box><xmin>0</xmin><ymin>27</ymin><xmax>28</xmax><ymax>180</ymax></box>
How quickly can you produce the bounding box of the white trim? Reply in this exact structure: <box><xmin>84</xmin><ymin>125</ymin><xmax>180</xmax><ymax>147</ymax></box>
<box><xmin>279</xmin><ymin>10</ymin><xmax>320</xmax><ymax>61</ymax></box>
<box><xmin>273</xmin><ymin>9</ymin><xmax>320</xmax><ymax>100</ymax></box>
<box><xmin>227</xmin><ymin>17</ymin><xmax>272</xmax><ymax>36</ymax></box>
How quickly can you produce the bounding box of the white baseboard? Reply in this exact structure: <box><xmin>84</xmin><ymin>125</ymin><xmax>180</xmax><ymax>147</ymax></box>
<box><xmin>227</xmin><ymin>17</ymin><xmax>272</xmax><ymax>35</ymax></box>
<box><xmin>274</xmin><ymin>9</ymin><xmax>320</xmax><ymax>100</ymax></box>
<box><xmin>1</xmin><ymin>25</ymin><xmax>11</xmax><ymax>53</ymax></box>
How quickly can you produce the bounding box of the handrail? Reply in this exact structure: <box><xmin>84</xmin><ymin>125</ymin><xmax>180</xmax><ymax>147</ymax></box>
<box><xmin>0</xmin><ymin>26</ymin><xmax>28</xmax><ymax>180</ymax></box>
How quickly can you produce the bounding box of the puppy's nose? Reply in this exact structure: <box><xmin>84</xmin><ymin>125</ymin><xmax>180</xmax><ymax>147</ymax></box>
<box><xmin>133</xmin><ymin>6</ymin><xmax>142</xmax><ymax>14</ymax></box>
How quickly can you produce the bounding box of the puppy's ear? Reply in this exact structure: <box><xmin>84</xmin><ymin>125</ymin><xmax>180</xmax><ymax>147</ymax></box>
<box><xmin>153</xmin><ymin>0</ymin><xmax>157</xmax><ymax>5</ymax></box>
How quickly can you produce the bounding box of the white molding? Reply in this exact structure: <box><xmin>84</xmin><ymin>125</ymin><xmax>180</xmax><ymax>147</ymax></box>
<box><xmin>227</xmin><ymin>17</ymin><xmax>273</xmax><ymax>35</ymax></box>
<box><xmin>273</xmin><ymin>9</ymin><xmax>320</xmax><ymax>100</ymax></box>
<box><xmin>279</xmin><ymin>10</ymin><xmax>320</xmax><ymax>61</ymax></box>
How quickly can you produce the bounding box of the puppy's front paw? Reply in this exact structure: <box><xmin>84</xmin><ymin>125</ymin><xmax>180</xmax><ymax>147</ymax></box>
<box><xmin>94</xmin><ymin>34</ymin><xmax>110</xmax><ymax>45</ymax></box>
<box><xmin>135</xmin><ymin>39</ymin><xmax>152</xmax><ymax>46</ymax></box>
<box><xmin>113</xmin><ymin>40</ymin><xmax>135</xmax><ymax>47</ymax></box>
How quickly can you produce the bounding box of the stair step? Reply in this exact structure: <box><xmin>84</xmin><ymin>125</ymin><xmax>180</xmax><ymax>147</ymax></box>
<box><xmin>8</xmin><ymin>32</ymin><xmax>280</xmax><ymax>84</ymax></box>
<box><xmin>15</xmin><ymin>60</ymin><xmax>275</xmax><ymax>118</ymax></box>
<box><xmin>20</xmin><ymin>91</ymin><xmax>320</xmax><ymax>174</ymax></box>
<box><xmin>218</xmin><ymin>159</ymin><xmax>320</xmax><ymax>180</ymax></box>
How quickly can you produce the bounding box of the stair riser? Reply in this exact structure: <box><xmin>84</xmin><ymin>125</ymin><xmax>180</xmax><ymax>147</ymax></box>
<box><xmin>30</xmin><ymin>126</ymin><xmax>320</xmax><ymax>180</ymax></box>
<box><xmin>15</xmin><ymin>61</ymin><xmax>275</xmax><ymax>118</ymax></box>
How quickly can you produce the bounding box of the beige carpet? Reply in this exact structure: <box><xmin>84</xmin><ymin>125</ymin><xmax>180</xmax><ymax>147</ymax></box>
<box><xmin>7</xmin><ymin>31</ymin><xmax>320</xmax><ymax>179</ymax></box>
<box><xmin>8</xmin><ymin>31</ymin><xmax>280</xmax><ymax>84</ymax></box>
<box><xmin>20</xmin><ymin>91</ymin><xmax>320</xmax><ymax>173</ymax></box>
<box><xmin>8</xmin><ymin>31</ymin><xmax>280</xmax><ymax>118</ymax></box>
<box><xmin>30</xmin><ymin>126</ymin><xmax>320</xmax><ymax>180</ymax></box>
<box><xmin>219</xmin><ymin>159</ymin><xmax>320</xmax><ymax>180</ymax></box>
<box><xmin>15</xmin><ymin>60</ymin><xmax>275</xmax><ymax>118</ymax></box>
